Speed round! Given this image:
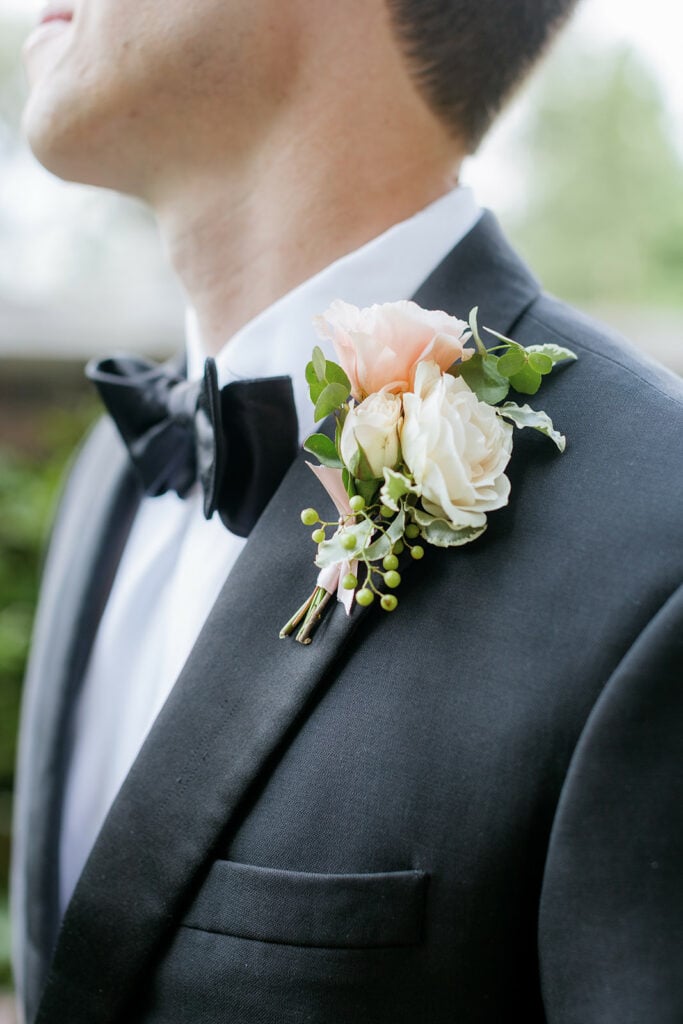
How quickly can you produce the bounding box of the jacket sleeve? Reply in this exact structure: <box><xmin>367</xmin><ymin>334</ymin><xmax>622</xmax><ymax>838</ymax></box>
<box><xmin>538</xmin><ymin>583</ymin><xmax>683</xmax><ymax>1023</ymax></box>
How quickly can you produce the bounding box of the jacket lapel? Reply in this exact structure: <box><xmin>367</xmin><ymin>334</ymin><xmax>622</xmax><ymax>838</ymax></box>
<box><xmin>34</xmin><ymin>210</ymin><xmax>541</xmax><ymax>1024</ymax></box>
<box><xmin>13</xmin><ymin>418</ymin><xmax>141</xmax><ymax>1021</ymax></box>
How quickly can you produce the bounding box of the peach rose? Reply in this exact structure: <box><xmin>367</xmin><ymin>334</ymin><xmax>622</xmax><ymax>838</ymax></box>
<box><xmin>313</xmin><ymin>299</ymin><xmax>470</xmax><ymax>401</ymax></box>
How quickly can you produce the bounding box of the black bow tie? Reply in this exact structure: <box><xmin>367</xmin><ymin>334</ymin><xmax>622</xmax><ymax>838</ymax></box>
<box><xmin>86</xmin><ymin>354</ymin><xmax>299</xmax><ymax>538</ymax></box>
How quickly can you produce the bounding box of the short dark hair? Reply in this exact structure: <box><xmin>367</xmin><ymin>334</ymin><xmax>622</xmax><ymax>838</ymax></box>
<box><xmin>386</xmin><ymin>0</ymin><xmax>579</xmax><ymax>148</ymax></box>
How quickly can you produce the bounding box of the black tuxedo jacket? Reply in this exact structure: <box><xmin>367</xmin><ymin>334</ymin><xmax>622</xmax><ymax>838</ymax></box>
<box><xmin>12</xmin><ymin>212</ymin><xmax>683</xmax><ymax>1024</ymax></box>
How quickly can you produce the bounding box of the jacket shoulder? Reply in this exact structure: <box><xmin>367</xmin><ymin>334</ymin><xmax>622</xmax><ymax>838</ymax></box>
<box><xmin>519</xmin><ymin>292</ymin><xmax>683</xmax><ymax>409</ymax></box>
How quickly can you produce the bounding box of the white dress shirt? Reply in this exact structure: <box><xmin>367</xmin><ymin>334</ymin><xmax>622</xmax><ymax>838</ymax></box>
<box><xmin>58</xmin><ymin>186</ymin><xmax>481</xmax><ymax>915</ymax></box>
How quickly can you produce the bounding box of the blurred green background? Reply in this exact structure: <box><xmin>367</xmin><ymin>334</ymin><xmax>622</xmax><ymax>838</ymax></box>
<box><xmin>0</xmin><ymin>0</ymin><xmax>681</xmax><ymax>1006</ymax></box>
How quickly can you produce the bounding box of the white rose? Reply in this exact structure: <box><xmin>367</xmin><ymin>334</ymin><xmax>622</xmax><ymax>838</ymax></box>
<box><xmin>340</xmin><ymin>391</ymin><xmax>403</xmax><ymax>480</ymax></box>
<box><xmin>401</xmin><ymin>362</ymin><xmax>513</xmax><ymax>528</ymax></box>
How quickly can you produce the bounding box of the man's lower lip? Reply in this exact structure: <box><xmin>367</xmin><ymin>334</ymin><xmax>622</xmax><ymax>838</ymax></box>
<box><xmin>42</xmin><ymin>14</ymin><xmax>73</xmax><ymax>25</ymax></box>
<box><xmin>40</xmin><ymin>9</ymin><xmax>74</xmax><ymax>25</ymax></box>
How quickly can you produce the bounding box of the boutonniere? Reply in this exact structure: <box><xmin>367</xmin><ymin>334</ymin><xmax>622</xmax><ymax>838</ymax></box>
<box><xmin>281</xmin><ymin>299</ymin><xmax>576</xmax><ymax>644</ymax></box>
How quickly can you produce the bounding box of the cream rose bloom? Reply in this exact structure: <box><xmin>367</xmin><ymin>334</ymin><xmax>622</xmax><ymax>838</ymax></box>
<box><xmin>314</xmin><ymin>299</ymin><xmax>470</xmax><ymax>401</ymax></box>
<box><xmin>401</xmin><ymin>362</ymin><xmax>513</xmax><ymax>528</ymax></box>
<box><xmin>340</xmin><ymin>391</ymin><xmax>402</xmax><ymax>480</ymax></box>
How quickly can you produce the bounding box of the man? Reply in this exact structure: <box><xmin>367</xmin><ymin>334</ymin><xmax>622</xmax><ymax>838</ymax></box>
<box><xmin>12</xmin><ymin>0</ymin><xmax>682</xmax><ymax>1021</ymax></box>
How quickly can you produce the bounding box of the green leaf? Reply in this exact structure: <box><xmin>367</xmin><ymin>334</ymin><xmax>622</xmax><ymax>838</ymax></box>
<box><xmin>312</xmin><ymin>346</ymin><xmax>327</xmax><ymax>382</ymax></box>
<box><xmin>380</xmin><ymin>468</ymin><xmax>419</xmax><ymax>512</ymax></box>
<box><xmin>483</xmin><ymin>326</ymin><xmax>521</xmax><ymax>347</ymax></box>
<box><xmin>315</xmin><ymin>518</ymin><xmax>375</xmax><ymax>568</ymax></box>
<box><xmin>355</xmin><ymin>478</ymin><xmax>381</xmax><ymax>506</ymax></box>
<box><xmin>346</xmin><ymin>436</ymin><xmax>380</xmax><ymax>482</ymax></box>
<box><xmin>496</xmin><ymin>402</ymin><xmax>567</xmax><ymax>452</ymax></box>
<box><xmin>364</xmin><ymin>509</ymin><xmax>406</xmax><ymax>561</ymax></box>
<box><xmin>468</xmin><ymin>306</ymin><xmax>487</xmax><ymax>355</ymax></box>
<box><xmin>497</xmin><ymin>348</ymin><xmax>527</xmax><ymax>378</ymax></box>
<box><xmin>524</xmin><ymin>343</ymin><xmax>578</xmax><ymax>365</ymax></box>
<box><xmin>325</xmin><ymin>360</ymin><xmax>351</xmax><ymax>391</ymax></box>
<box><xmin>508</xmin><ymin>363</ymin><xmax>542</xmax><ymax>396</ymax></box>
<box><xmin>314</xmin><ymin>382</ymin><xmax>350</xmax><ymax>421</ymax></box>
<box><xmin>342</xmin><ymin>467</ymin><xmax>355</xmax><ymax>498</ymax></box>
<box><xmin>303</xmin><ymin>432</ymin><xmax>343</xmax><ymax>467</ymax></box>
<box><xmin>527</xmin><ymin>352</ymin><xmax>554</xmax><ymax>375</ymax></box>
<box><xmin>413</xmin><ymin>505</ymin><xmax>486</xmax><ymax>532</ymax></box>
<box><xmin>459</xmin><ymin>352</ymin><xmax>510</xmax><ymax>404</ymax></box>
<box><xmin>306</xmin><ymin>354</ymin><xmax>351</xmax><ymax>409</ymax></box>
<box><xmin>413</xmin><ymin>507</ymin><xmax>487</xmax><ymax>548</ymax></box>
<box><xmin>305</xmin><ymin>362</ymin><xmax>326</xmax><ymax>405</ymax></box>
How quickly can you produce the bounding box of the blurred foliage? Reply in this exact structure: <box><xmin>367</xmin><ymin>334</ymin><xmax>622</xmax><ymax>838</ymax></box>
<box><xmin>0</xmin><ymin>897</ymin><xmax>10</xmax><ymax>988</ymax></box>
<box><xmin>0</xmin><ymin>402</ymin><xmax>97</xmax><ymax>783</ymax></box>
<box><xmin>0</xmin><ymin>400</ymin><xmax>98</xmax><ymax>954</ymax></box>
<box><xmin>511</xmin><ymin>46</ymin><xmax>683</xmax><ymax>309</ymax></box>
<box><xmin>0</xmin><ymin>17</ymin><xmax>27</xmax><ymax>148</ymax></box>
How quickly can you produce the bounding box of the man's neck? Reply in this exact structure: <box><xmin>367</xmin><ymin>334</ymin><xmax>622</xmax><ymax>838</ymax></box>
<box><xmin>153</xmin><ymin>79</ymin><xmax>463</xmax><ymax>356</ymax></box>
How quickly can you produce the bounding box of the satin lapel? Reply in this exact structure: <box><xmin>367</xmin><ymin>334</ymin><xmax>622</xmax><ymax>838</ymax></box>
<box><xmin>13</xmin><ymin>418</ymin><xmax>141</xmax><ymax>1021</ymax></box>
<box><xmin>34</xmin><ymin>210</ymin><xmax>541</xmax><ymax>1024</ymax></box>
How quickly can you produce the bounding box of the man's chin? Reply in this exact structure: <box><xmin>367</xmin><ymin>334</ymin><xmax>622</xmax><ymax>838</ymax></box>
<box><xmin>23</xmin><ymin>111</ymin><xmax>76</xmax><ymax>183</ymax></box>
<box><xmin>22</xmin><ymin>97</ymin><xmax>135</xmax><ymax>194</ymax></box>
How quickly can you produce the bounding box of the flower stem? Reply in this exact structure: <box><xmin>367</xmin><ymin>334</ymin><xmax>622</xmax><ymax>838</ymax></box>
<box><xmin>279</xmin><ymin>590</ymin><xmax>318</xmax><ymax>638</ymax></box>
<box><xmin>295</xmin><ymin>587</ymin><xmax>335</xmax><ymax>645</ymax></box>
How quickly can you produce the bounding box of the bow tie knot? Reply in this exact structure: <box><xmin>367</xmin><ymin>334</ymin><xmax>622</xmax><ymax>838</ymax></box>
<box><xmin>86</xmin><ymin>354</ymin><xmax>298</xmax><ymax>538</ymax></box>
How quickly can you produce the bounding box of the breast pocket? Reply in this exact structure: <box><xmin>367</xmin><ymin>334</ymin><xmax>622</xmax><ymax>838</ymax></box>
<box><xmin>181</xmin><ymin>859</ymin><xmax>429</xmax><ymax>949</ymax></box>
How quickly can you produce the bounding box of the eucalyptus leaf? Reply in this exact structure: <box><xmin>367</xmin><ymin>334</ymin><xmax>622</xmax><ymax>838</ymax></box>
<box><xmin>303</xmin><ymin>432</ymin><xmax>343</xmax><ymax>468</ymax></box>
<box><xmin>468</xmin><ymin>306</ymin><xmax>487</xmax><ymax>355</ymax></box>
<box><xmin>413</xmin><ymin>507</ymin><xmax>487</xmax><ymax>548</ymax></box>
<box><xmin>497</xmin><ymin>402</ymin><xmax>567</xmax><ymax>452</ymax></box>
<box><xmin>459</xmin><ymin>352</ymin><xmax>510</xmax><ymax>404</ymax></box>
<box><xmin>380</xmin><ymin>468</ymin><xmax>419</xmax><ymax>512</ymax></box>
<box><xmin>315</xmin><ymin>517</ymin><xmax>375</xmax><ymax>568</ymax></box>
<box><xmin>483</xmin><ymin>326</ymin><xmax>520</xmax><ymax>347</ymax></box>
<box><xmin>413</xmin><ymin>505</ymin><xmax>485</xmax><ymax>532</ymax></box>
<box><xmin>527</xmin><ymin>352</ymin><xmax>553</xmax><ymax>375</ymax></box>
<box><xmin>314</xmin><ymin>382</ymin><xmax>350</xmax><ymax>421</ymax></box>
<box><xmin>312</xmin><ymin>346</ymin><xmax>327</xmax><ymax>382</ymax></box>
<box><xmin>364</xmin><ymin>509</ymin><xmax>406</xmax><ymax>561</ymax></box>
<box><xmin>508</xmin><ymin>363</ymin><xmax>542</xmax><ymax>396</ymax></box>
<box><xmin>325</xmin><ymin>360</ymin><xmax>351</xmax><ymax>391</ymax></box>
<box><xmin>525</xmin><ymin>343</ymin><xmax>578</xmax><ymax>365</ymax></box>
<box><xmin>497</xmin><ymin>348</ymin><xmax>527</xmax><ymax>378</ymax></box>
<box><xmin>305</xmin><ymin>362</ymin><xmax>326</xmax><ymax>404</ymax></box>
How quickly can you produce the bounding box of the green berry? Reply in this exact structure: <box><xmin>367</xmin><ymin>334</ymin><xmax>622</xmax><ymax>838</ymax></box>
<box><xmin>382</xmin><ymin>554</ymin><xmax>399</xmax><ymax>571</ymax></box>
<box><xmin>311</xmin><ymin>528</ymin><xmax>326</xmax><ymax>544</ymax></box>
<box><xmin>380</xmin><ymin>504</ymin><xmax>393</xmax><ymax>518</ymax></box>
<box><xmin>410</xmin><ymin>545</ymin><xmax>425</xmax><ymax>560</ymax></box>
<box><xmin>342</xmin><ymin>573</ymin><xmax>358</xmax><ymax>590</ymax></box>
<box><xmin>341</xmin><ymin>533</ymin><xmax>357</xmax><ymax>551</ymax></box>
<box><xmin>384</xmin><ymin>570</ymin><xmax>401</xmax><ymax>589</ymax></box>
<box><xmin>406</xmin><ymin>523</ymin><xmax>420</xmax><ymax>539</ymax></box>
<box><xmin>392</xmin><ymin>540</ymin><xmax>405</xmax><ymax>556</ymax></box>
<box><xmin>380</xmin><ymin>594</ymin><xmax>398</xmax><ymax>612</ymax></box>
<box><xmin>301</xmin><ymin>508</ymin><xmax>319</xmax><ymax>526</ymax></box>
<box><xmin>349</xmin><ymin>495</ymin><xmax>365</xmax><ymax>513</ymax></box>
<box><xmin>356</xmin><ymin>588</ymin><xmax>374</xmax><ymax>607</ymax></box>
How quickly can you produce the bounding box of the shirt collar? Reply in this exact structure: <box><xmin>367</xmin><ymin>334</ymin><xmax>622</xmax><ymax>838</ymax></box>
<box><xmin>185</xmin><ymin>185</ymin><xmax>481</xmax><ymax>445</ymax></box>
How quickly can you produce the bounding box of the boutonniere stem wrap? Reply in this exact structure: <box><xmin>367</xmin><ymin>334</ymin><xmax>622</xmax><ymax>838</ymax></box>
<box><xmin>280</xmin><ymin>299</ymin><xmax>576</xmax><ymax>645</ymax></box>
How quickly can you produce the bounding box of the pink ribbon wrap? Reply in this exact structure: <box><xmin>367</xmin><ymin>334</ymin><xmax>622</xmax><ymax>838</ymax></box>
<box><xmin>306</xmin><ymin>462</ymin><xmax>359</xmax><ymax>615</ymax></box>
